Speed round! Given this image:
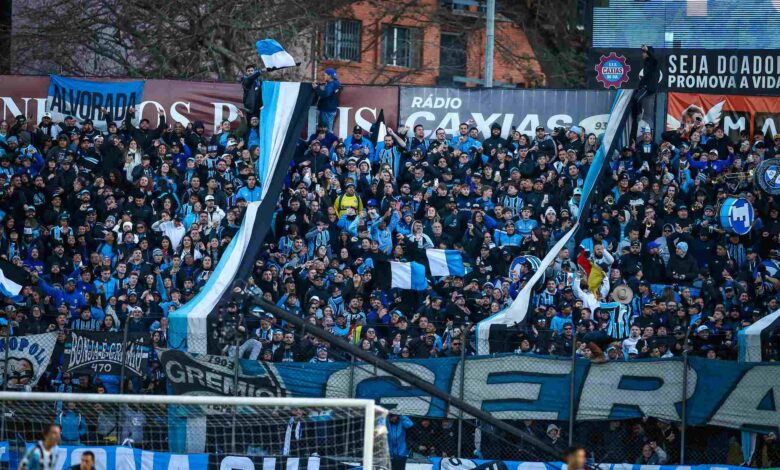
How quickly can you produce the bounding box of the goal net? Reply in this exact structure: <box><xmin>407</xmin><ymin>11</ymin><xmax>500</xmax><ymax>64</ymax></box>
<box><xmin>0</xmin><ymin>392</ymin><xmax>389</xmax><ymax>470</ymax></box>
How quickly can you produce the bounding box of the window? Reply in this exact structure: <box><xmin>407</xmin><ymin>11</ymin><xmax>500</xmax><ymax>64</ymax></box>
<box><xmin>381</xmin><ymin>25</ymin><xmax>421</xmax><ymax>69</ymax></box>
<box><xmin>323</xmin><ymin>19</ymin><xmax>362</xmax><ymax>62</ymax></box>
<box><xmin>438</xmin><ymin>33</ymin><xmax>466</xmax><ymax>85</ymax></box>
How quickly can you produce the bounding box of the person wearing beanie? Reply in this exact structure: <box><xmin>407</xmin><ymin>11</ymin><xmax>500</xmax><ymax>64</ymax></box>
<box><xmin>313</xmin><ymin>68</ymin><xmax>342</xmax><ymax>131</ymax></box>
<box><xmin>668</xmin><ymin>240</ymin><xmax>699</xmax><ymax>283</ymax></box>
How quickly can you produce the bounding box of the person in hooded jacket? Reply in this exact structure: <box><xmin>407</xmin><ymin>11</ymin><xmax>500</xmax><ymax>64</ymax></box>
<box><xmin>98</xmin><ymin>134</ymin><xmax>125</xmax><ymax>177</ymax></box>
<box><xmin>666</xmin><ymin>241</ymin><xmax>699</xmax><ymax>284</ymax></box>
<box><xmin>482</xmin><ymin>122</ymin><xmax>510</xmax><ymax>159</ymax></box>
<box><xmin>185</xmin><ymin>121</ymin><xmax>209</xmax><ymax>154</ymax></box>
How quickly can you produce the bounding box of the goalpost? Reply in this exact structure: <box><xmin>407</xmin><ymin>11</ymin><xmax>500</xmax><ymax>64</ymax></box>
<box><xmin>0</xmin><ymin>392</ymin><xmax>389</xmax><ymax>470</ymax></box>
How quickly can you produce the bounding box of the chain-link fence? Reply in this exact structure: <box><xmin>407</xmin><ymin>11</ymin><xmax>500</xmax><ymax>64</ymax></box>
<box><xmin>0</xmin><ymin>327</ymin><xmax>772</xmax><ymax>466</ymax></box>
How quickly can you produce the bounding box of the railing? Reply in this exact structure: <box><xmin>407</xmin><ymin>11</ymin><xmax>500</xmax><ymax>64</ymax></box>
<box><xmin>2</xmin><ymin>326</ymin><xmax>772</xmax><ymax>466</ymax></box>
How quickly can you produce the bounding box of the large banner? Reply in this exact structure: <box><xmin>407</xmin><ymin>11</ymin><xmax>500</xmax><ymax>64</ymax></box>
<box><xmin>168</xmin><ymin>82</ymin><xmax>314</xmax><ymax>356</ymax></box>
<box><xmin>64</xmin><ymin>330</ymin><xmax>149</xmax><ymax>377</ymax></box>
<box><xmin>8</xmin><ymin>444</ymin><xmax>206</xmax><ymax>470</ymax></box>
<box><xmin>212</xmin><ymin>455</ymin><xmax>320</xmax><ymax>470</ymax></box>
<box><xmin>46</xmin><ymin>75</ymin><xmax>144</xmax><ymax>130</ymax></box>
<box><xmin>666</xmin><ymin>92</ymin><xmax>780</xmax><ymax>142</ymax></box>
<box><xmin>588</xmin><ymin>48</ymin><xmax>780</xmax><ymax>95</ymax></box>
<box><xmin>161</xmin><ymin>349</ymin><xmax>287</xmax><ymax>397</ymax></box>
<box><xmin>430</xmin><ymin>457</ymin><xmax>752</xmax><ymax>470</ymax></box>
<box><xmin>159</xmin><ymin>351</ymin><xmax>780</xmax><ymax>433</ymax></box>
<box><xmin>0</xmin><ymin>332</ymin><xmax>57</xmax><ymax>390</ymax></box>
<box><xmin>0</xmin><ymin>75</ymin><xmax>398</xmax><ymax>137</ymax></box>
<box><xmin>398</xmin><ymin>87</ymin><xmax>617</xmax><ymax>138</ymax></box>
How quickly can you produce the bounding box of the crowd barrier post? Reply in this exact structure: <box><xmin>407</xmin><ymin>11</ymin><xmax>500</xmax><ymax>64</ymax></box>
<box><xmin>568</xmin><ymin>339</ymin><xmax>577</xmax><ymax>446</ymax></box>
<box><xmin>1</xmin><ymin>330</ymin><xmax>9</xmax><ymax>441</ymax></box>
<box><xmin>680</xmin><ymin>323</ymin><xmax>695</xmax><ymax>464</ymax></box>
<box><xmin>119</xmin><ymin>319</ymin><xmax>130</xmax><ymax>395</ymax></box>
<box><xmin>346</xmin><ymin>353</ymin><xmax>357</xmax><ymax>455</ymax></box>
<box><xmin>231</xmin><ymin>314</ymin><xmax>243</xmax><ymax>453</ymax></box>
<box><xmin>457</xmin><ymin>329</ymin><xmax>468</xmax><ymax>457</ymax></box>
<box><xmin>348</xmin><ymin>353</ymin><xmax>356</xmax><ymax>399</ymax></box>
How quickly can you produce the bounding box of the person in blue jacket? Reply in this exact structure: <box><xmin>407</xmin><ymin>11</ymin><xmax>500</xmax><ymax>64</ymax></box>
<box><xmin>494</xmin><ymin>221</ymin><xmax>523</xmax><ymax>247</ymax></box>
<box><xmin>33</xmin><ymin>273</ymin><xmax>87</xmax><ymax>319</ymax></box>
<box><xmin>57</xmin><ymin>401</ymin><xmax>88</xmax><ymax>445</ymax></box>
<box><xmin>343</xmin><ymin>126</ymin><xmax>374</xmax><ymax>159</ymax></box>
<box><xmin>688</xmin><ymin>148</ymin><xmax>734</xmax><ymax>173</ymax></box>
<box><xmin>450</xmin><ymin>122</ymin><xmax>481</xmax><ymax>154</ymax></box>
<box><xmin>313</xmin><ymin>68</ymin><xmax>342</xmax><ymax>131</ymax></box>
<box><xmin>236</xmin><ymin>174</ymin><xmax>262</xmax><ymax>202</ymax></box>
<box><xmin>387</xmin><ymin>414</ymin><xmax>414</xmax><ymax>470</ymax></box>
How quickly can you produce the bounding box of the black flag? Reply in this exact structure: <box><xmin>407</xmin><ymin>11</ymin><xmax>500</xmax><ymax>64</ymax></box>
<box><xmin>369</xmin><ymin>109</ymin><xmax>385</xmax><ymax>147</ymax></box>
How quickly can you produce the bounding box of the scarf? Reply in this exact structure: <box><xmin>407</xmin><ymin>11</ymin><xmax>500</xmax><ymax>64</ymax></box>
<box><xmin>282</xmin><ymin>417</ymin><xmax>302</xmax><ymax>455</ymax></box>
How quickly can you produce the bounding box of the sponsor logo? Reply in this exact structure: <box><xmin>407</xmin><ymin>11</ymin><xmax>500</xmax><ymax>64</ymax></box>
<box><xmin>594</xmin><ymin>52</ymin><xmax>632</xmax><ymax>89</ymax></box>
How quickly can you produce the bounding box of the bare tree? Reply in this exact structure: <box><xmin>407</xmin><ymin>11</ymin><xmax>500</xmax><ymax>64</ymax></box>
<box><xmin>8</xmin><ymin>0</ymin><xmax>570</xmax><ymax>87</ymax></box>
<box><xmin>500</xmin><ymin>0</ymin><xmax>589</xmax><ymax>88</ymax></box>
<box><xmin>8</xmin><ymin>0</ymin><xmax>352</xmax><ymax>81</ymax></box>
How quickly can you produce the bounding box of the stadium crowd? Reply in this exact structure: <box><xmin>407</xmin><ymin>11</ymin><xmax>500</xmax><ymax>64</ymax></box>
<box><xmin>0</xmin><ymin>72</ymin><xmax>779</xmax><ymax>464</ymax></box>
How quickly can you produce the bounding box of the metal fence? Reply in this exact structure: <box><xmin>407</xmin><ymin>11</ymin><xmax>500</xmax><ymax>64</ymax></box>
<box><xmin>0</xmin><ymin>328</ymin><xmax>762</xmax><ymax>466</ymax></box>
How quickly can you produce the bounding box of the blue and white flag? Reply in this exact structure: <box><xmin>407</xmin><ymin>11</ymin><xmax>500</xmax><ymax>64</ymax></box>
<box><xmin>476</xmin><ymin>89</ymin><xmax>637</xmax><ymax>354</ymax></box>
<box><xmin>0</xmin><ymin>258</ymin><xmax>27</xmax><ymax>297</ymax></box>
<box><xmin>374</xmin><ymin>260</ymin><xmax>428</xmax><ymax>291</ymax></box>
<box><xmin>425</xmin><ymin>249</ymin><xmax>465</xmax><ymax>277</ymax></box>
<box><xmin>170</xmin><ymin>82</ymin><xmax>314</xmax><ymax>356</ymax></box>
<box><xmin>256</xmin><ymin>39</ymin><xmax>297</xmax><ymax>70</ymax></box>
<box><xmin>46</xmin><ymin>75</ymin><xmax>144</xmax><ymax>130</ymax></box>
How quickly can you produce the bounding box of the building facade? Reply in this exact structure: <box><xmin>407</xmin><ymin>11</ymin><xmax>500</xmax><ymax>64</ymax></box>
<box><xmin>318</xmin><ymin>0</ymin><xmax>544</xmax><ymax>87</ymax></box>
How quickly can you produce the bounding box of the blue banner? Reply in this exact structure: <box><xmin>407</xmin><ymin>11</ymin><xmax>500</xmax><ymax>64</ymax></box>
<box><xmin>46</xmin><ymin>74</ymin><xmax>144</xmax><ymax>129</ymax></box>
<box><xmin>160</xmin><ymin>351</ymin><xmax>780</xmax><ymax>434</ymax></box>
<box><xmin>429</xmin><ymin>457</ymin><xmax>754</xmax><ymax>470</ymax></box>
<box><xmin>10</xmin><ymin>444</ymin><xmax>206</xmax><ymax>469</ymax></box>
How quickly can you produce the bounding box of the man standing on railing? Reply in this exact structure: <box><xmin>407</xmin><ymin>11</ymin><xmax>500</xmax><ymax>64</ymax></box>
<box><xmin>313</xmin><ymin>69</ymin><xmax>342</xmax><ymax>132</ymax></box>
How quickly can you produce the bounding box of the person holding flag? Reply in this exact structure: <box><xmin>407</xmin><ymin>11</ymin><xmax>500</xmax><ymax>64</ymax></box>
<box><xmin>245</xmin><ymin>39</ymin><xmax>300</xmax><ymax>119</ymax></box>
<box><xmin>574</xmin><ymin>247</ymin><xmax>610</xmax><ymax>312</ymax></box>
<box><xmin>241</xmin><ymin>63</ymin><xmax>265</xmax><ymax>119</ymax></box>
